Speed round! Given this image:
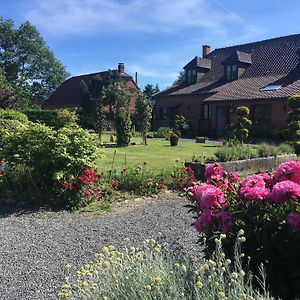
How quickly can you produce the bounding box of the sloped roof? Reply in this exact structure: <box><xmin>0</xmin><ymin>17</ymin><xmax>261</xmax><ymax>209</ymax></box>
<box><xmin>157</xmin><ymin>34</ymin><xmax>300</xmax><ymax>101</ymax></box>
<box><xmin>43</xmin><ymin>70</ymin><xmax>138</xmax><ymax>108</ymax></box>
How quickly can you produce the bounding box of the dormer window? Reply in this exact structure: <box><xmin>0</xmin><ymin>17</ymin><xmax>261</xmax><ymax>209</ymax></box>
<box><xmin>226</xmin><ymin>64</ymin><xmax>237</xmax><ymax>81</ymax></box>
<box><xmin>186</xmin><ymin>69</ymin><xmax>197</xmax><ymax>84</ymax></box>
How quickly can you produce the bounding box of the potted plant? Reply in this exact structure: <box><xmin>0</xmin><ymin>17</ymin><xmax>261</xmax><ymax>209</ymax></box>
<box><xmin>195</xmin><ymin>136</ymin><xmax>208</xmax><ymax>143</ymax></box>
<box><xmin>169</xmin><ymin>132</ymin><xmax>179</xmax><ymax>146</ymax></box>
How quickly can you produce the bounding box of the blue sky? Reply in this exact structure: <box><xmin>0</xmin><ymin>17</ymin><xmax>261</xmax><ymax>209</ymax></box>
<box><xmin>1</xmin><ymin>0</ymin><xmax>299</xmax><ymax>90</ymax></box>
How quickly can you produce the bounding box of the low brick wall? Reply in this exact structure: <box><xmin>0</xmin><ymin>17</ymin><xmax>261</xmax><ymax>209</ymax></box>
<box><xmin>185</xmin><ymin>154</ymin><xmax>298</xmax><ymax>181</ymax></box>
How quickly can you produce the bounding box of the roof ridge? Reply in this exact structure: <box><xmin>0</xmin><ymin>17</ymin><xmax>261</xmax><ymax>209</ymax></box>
<box><xmin>212</xmin><ymin>33</ymin><xmax>300</xmax><ymax>53</ymax></box>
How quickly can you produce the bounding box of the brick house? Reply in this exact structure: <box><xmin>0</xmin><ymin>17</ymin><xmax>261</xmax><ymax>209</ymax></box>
<box><xmin>154</xmin><ymin>34</ymin><xmax>300</xmax><ymax>138</ymax></box>
<box><xmin>43</xmin><ymin>63</ymin><xmax>139</xmax><ymax>113</ymax></box>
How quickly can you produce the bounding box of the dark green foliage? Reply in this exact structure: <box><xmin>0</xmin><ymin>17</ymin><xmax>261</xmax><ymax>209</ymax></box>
<box><xmin>155</xmin><ymin>127</ymin><xmax>172</xmax><ymax>138</ymax></box>
<box><xmin>143</xmin><ymin>84</ymin><xmax>159</xmax><ymax>99</ymax></box>
<box><xmin>175</xmin><ymin>114</ymin><xmax>188</xmax><ymax>136</ymax></box>
<box><xmin>79</xmin><ymin>71</ymin><xmax>121</xmax><ymax>135</ymax></box>
<box><xmin>287</xmin><ymin>94</ymin><xmax>300</xmax><ymax>154</ymax></box>
<box><xmin>0</xmin><ymin>18</ymin><xmax>69</xmax><ymax>108</ymax></box>
<box><xmin>231</xmin><ymin>106</ymin><xmax>252</xmax><ymax>143</ymax></box>
<box><xmin>22</xmin><ymin>109</ymin><xmax>60</xmax><ymax>127</ymax></box>
<box><xmin>135</xmin><ymin>92</ymin><xmax>152</xmax><ymax>145</ymax></box>
<box><xmin>0</xmin><ymin>109</ymin><xmax>28</xmax><ymax>123</ymax></box>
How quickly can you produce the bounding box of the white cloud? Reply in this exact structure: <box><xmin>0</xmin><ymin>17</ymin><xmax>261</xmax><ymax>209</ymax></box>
<box><xmin>24</xmin><ymin>0</ymin><xmax>244</xmax><ymax>36</ymax></box>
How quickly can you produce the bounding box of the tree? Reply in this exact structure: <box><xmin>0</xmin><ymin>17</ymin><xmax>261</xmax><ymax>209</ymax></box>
<box><xmin>0</xmin><ymin>66</ymin><xmax>17</xmax><ymax>108</ymax></box>
<box><xmin>286</xmin><ymin>94</ymin><xmax>300</xmax><ymax>154</ymax></box>
<box><xmin>172</xmin><ymin>69</ymin><xmax>185</xmax><ymax>86</ymax></box>
<box><xmin>135</xmin><ymin>92</ymin><xmax>152</xmax><ymax>145</ymax></box>
<box><xmin>231</xmin><ymin>106</ymin><xmax>252</xmax><ymax>143</ymax></box>
<box><xmin>0</xmin><ymin>18</ymin><xmax>69</xmax><ymax>108</ymax></box>
<box><xmin>175</xmin><ymin>114</ymin><xmax>188</xmax><ymax>136</ymax></box>
<box><xmin>143</xmin><ymin>84</ymin><xmax>159</xmax><ymax>100</ymax></box>
<box><xmin>115</xmin><ymin>81</ymin><xmax>132</xmax><ymax>147</ymax></box>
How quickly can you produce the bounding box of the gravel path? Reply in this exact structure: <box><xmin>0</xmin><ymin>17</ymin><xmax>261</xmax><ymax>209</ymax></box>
<box><xmin>0</xmin><ymin>192</ymin><xmax>200</xmax><ymax>300</ymax></box>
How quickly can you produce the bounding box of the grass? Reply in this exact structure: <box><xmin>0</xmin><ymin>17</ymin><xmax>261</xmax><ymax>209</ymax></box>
<box><xmin>96</xmin><ymin>136</ymin><xmax>220</xmax><ymax>174</ymax></box>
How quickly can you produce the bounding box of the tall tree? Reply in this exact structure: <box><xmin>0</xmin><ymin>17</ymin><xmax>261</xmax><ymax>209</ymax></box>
<box><xmin>0</xmin><ymin>18</ymin><xmax>69</xmax><ymax>108</ymax></box>
<box><xmin>143</xmin><ymin>84</ymin><xmax>160</xmax><ymax>100</ymax></box>
<box><xmin>0</xmin><ymin>66</ymin><xmax>17</xmax><ymax>108</ymax></box>
<box><xmin>135</xmin><ymin>92</ymin><xmax>152</xmax><ymax>145</ymax></box>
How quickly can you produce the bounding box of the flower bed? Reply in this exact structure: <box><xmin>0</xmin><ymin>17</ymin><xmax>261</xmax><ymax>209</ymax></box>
<box><xmin>185</xmin><ymin>154</ymin><xmax>297</xmax><ymax>180</ymax></box>
<box><xmin>186</xmin><ymin>161</ymin><xmax>300</xmax><ymax>299</ymax></box>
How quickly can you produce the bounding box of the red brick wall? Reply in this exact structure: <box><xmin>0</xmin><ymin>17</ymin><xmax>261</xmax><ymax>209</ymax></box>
<box><xmin>155</xmin><ymin>94</ymin><xmax>210</xmax><ymax>134</ymax></box>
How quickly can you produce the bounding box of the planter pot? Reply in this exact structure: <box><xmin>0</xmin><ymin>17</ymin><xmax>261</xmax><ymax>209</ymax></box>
<box><xmin>185</xmin><ymin>154</ymin><xmax>297</xmax><ymax>180</ymax></box>
<box><xmin>170</xmin><ymin>136</ymin><xmax>179</xmax><ymax>146</ymax></box>
<box><xmin>195</xmin><ymin>138</ymin><xmax>208</xmax><ymax>143</ymax></box>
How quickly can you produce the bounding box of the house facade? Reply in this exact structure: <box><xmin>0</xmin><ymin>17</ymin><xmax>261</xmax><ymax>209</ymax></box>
<box><xmin>43</xmin><ymin>63</ymin><xmax>139</xmax><ymax>113</ymax></box>
<box><xmin>155</xmin><ymin>34</ymin><xmax>300</xmax><ymax>138</ymax></box>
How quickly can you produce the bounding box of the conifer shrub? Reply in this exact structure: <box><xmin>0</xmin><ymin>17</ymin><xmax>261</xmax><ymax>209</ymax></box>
<box><xmin>287</xmin><ymin>94</ymin><xmax>300</xmax><ymax>154</ymax></box>
<box><xmin>231</xmin><ymin>106</ymin><xmax>252</xmax><ymax>143</ymax></box>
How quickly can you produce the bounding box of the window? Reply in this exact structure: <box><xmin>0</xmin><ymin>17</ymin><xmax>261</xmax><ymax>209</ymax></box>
<box><xmin>186</xmin><ymin>69</ymin><xmax>197</xmax><ymax>84</ymax></box>
<box><xmin>226</xmin><ymin>64</ymin><xmax>237</xmax><ymax>81</ymax></box>
<box><xmin>201</xmin><ymin>104</ymin><xmax>210</xmax><ymax>120</ymax></box>
<box><xmin>251</xmin><ymin>104</ymin><xmax>272</xmax><ymax>126</ymax></box>
<box><xmin>160</xmin><ymin>107</ymin><xmax>169</xmax><ymax>120</ymax></box>
<box><xmin>260</xmin><ymin>84</ymin><xmax>282</xmax><ymax>91</ymax></box>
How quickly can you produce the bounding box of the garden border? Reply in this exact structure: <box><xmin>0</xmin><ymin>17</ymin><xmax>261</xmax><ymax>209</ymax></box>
<box><xmin>185</xmin><ymin>154</ymin><xmax>298</xmax><ymax>180</ymax></box>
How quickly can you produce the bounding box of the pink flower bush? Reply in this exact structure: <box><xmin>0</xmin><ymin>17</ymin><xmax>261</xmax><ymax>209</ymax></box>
<box><xmin>286</xmin><ymin>212</ymin><xmax>300</xmax><ymax>231</ymax></box>
<box><xmin>270</xmin><ymin>180</ymin><xmax>300</xmax><ymax>204</ymax></box>
<box><xmin>240</xmin><ymin>174</ymin><xmax>267</xmax><ymax>188</ymax></box>
<box><xmin>195</xmin><ymin>210</ymin><xmax>214</xmax><ymax>232</ymax></box>
<box><xmin>216</xmin><ymin>211</ymin><xmax>234</xmax><ymax>233</ymax></box>
<box><xmin>240</xmin><ymin>186</ymin><xmax>270</xmax><ymax>200</ymax></box>
<box><xmin>187</xmin><ymin>161</ymin><xmax>300</xmax><ymax>235</ymax></box>
<box><xmin>274</xmin><ymin>161</ymin><xmax>300</xmax><ymax>184</ymax></box>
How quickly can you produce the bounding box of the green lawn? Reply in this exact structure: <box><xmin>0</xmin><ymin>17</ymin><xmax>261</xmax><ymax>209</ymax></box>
<box><xmin>96</xmin><ymin>136</ymin><xmax>220</xmax><ymax>174</ymax></box>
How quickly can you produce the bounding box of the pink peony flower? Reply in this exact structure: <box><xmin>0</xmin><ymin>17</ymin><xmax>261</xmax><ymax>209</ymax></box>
<box><xmin>216</xmin><ymin>211</ymin><xmax>234</xmax><ymax>233</ymax></box>
<box><xmin>229</xmin><ymin>172</ymin><xmax>240</xmax><ymax>183</ymax></box>
<box><xmin>286</xmin><ymin>212</ymin><xmax>300</xmax><ymax>231</ymax></box>
<box><xmin>193</xmin><ymin>183</ymin><xmax>214</xmax><ymax>200</ymax></box>
<box><xmin>240</xmin><ymin>174</ymin><xmax>266</xmax><ymax>188</ymax></box>
<box><xmin>205</xmin><ymin>164</ymin><xmax>226</xmax><ymax>180</ymax></box>
<box><xmin>195</xmin><ymin>210</ymin><xmax>215</xmax><ymax>232</ymax></box>
<box><xmin>270</xmin><ymin>180</ymin><xmax>300</xmax><ymax>204</ymax></box>
<box><xmin>274</xmin><ymin>161</ymin><xmax>300</xmax><ymax>184</ymax></box>
<box><xmin>258</xmin><ymin>172</ymin><xmax>274</xmax><ymax>188</ymax></box>
<box><xmin>200</xmin><ymin>186</ymin><xmax>227</xmax><ymax>209</ymax></box>
<box><xmin>240</xmin><ymin>186</ymin><xmax>270</xmax><ymax>200</ymax></box>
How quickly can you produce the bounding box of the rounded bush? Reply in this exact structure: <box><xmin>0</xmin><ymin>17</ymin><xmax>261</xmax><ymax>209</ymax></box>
<box><xmin>236</xmin><ymin>106</ymin><xmax>250</xmax><ymax>117</ymax></box>
<box><xmin>0</xmin><ymin>119</ymin><xmax>23</xmax><ymax>147</ymax></box>
<box><xmin>0</xmin><ymin>109</ymin><xmax>28</xmax><ymax>123</ymax></box>
<box><xmin>288</xmin><ymin>94</ymin><xmax>300</xmax><ymax>109</ymax></box>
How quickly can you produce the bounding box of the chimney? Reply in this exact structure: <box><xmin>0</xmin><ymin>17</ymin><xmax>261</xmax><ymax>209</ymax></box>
<box><xmin>118</xmin><ymin>63</ymin><xmax>125</xmax><ymax>74</ymax></box>
<box><xmin>202</xmin><ymin>45</ymin><xmax>211</xmax><ymax>58</ymax></box>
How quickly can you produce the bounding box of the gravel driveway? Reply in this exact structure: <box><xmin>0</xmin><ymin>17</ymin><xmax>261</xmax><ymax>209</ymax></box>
<box><xmin>0</xmin><ymin>192</ymin><xmax>200</xmax><ymax>300</ymax></box>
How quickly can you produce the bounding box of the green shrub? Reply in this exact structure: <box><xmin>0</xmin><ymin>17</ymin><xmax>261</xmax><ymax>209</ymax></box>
<box><xmin>256</xmin><ymin>143</ymin><xmax>278</xmax><ymax>157</ymax></box>
<box><xmin>286</xmin><ymin>95</ymin><xmax>300</xmax><ymax>154</ymax></box>
<box><xmin>22</xmin><ymin>109</ymin><xmax>61</xmax><ymax>128</ymax></box>
<box><xmin>111</xmin><ymin>165</ymin><xmax>165</xmax><ymax>196</ymax></box>
<box><xmin>0</xmin><ymin>119</ymin><xmax>23</xmax><ymax>147</ymax></box>
<box><xmin>231</xmin><ymin>106</ymin><xmax>252</xmax><ymax>143</ymax></box>
<box><xmin>0</xmin><ymin>109</ymin><xmax>28</xmax><ymax>123</ymax></box>
<box><xmin>56</xmin><ymin>109</ymin><xmax>78</xmax><ymax>128</ymax></box>
<box><xmin>0</xmin><ymin>123</ymin><xmax>99</xmax><ymax>205</ymax></box>
<box><xmin>278</xmin><ymin>143</ymin><xmax>294</xmax><ymax>155</ymax></box>
<box><xmin>155</xmin><ymin>127</ymin><xmax>172</xmax><ymax>138</ymax></box>
<box><xmin>58</xmin><ymin>234</ymin><xmax>275</xmax><ymax>300</ymax></box>
<box><xmin>215</xmin><ymin>145</ymin><xmax>258</xmax><ymax>162</ymax></box>
<box><xmin>23</xmin><ymin>109</ymin><xmax>78</xmax><ymax>129</ymax></box>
